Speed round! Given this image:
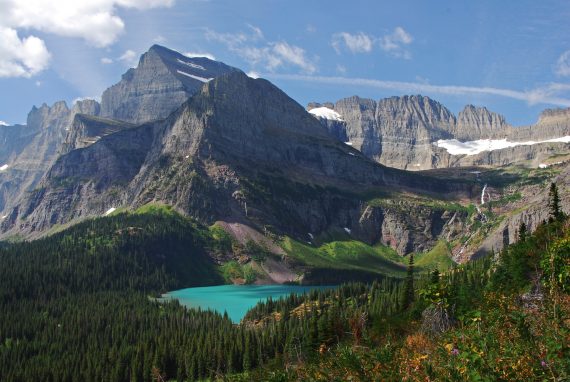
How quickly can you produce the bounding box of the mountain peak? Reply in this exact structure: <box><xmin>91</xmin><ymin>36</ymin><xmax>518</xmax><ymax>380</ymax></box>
<box><xmin>100</xmin><ymin>45</ymin><xmax>240</xmax><ymax>124</ymax></box>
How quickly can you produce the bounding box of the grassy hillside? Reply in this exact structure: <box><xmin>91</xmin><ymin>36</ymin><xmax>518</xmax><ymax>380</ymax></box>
<box><xmin>415</xmin><ymin>240</ymin><xmax>455</xmax><ymax>271</ymax></box>
<box><xmin>281</xmin><ymin>237</ymin><xmax>407</xmax><ymax>277</ymax></box>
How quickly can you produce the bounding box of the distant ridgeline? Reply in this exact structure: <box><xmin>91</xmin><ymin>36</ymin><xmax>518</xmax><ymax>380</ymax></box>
<box><xmin>0</xmin><ymin>182</ymin><xmax>568</xmax><ymax>381</ymax></box>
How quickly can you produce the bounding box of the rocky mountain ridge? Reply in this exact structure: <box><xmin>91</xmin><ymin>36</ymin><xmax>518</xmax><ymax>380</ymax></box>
<box><xmin>309</xmin><ymin>97</ymin><xmax>570</xmax><ymax>170</ymax></box>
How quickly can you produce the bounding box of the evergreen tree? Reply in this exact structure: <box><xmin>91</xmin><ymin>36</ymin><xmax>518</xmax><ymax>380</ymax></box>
<box><xmin>548</xmin><ymin>182</ymin><xmax>563</xmax><ymax>221</ymax></box>
<box><xmin>518</xmin><ymin>221</ymin><xmax>527</xmax><ymax>242</ymax></box>
<box><xmin>430</xmin><ymin>268</ymin><xmax>440</xmax><ymax>284</ymax></box>
<box><xmin>402</xmin><ymin>254</ymin><xmax>415</xmax><ymax>310</ymax></box>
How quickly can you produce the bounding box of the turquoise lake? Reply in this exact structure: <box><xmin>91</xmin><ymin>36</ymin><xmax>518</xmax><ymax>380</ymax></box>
<box><xmin>162</xmin><ymin>285</ymin><xmax>335</xmax><ymax>323</ymax></box>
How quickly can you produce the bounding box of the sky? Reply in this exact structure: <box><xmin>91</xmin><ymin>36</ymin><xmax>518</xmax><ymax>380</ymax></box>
<box><xmin>1</xmin><ymin>0</ymin><xmax>570</xmax><ymax>127</ymax></box>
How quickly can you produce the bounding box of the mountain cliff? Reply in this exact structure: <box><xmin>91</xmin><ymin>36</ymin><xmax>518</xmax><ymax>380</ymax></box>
<box><xmin>309</xmin><ymin>97</ymin><xmax>570</xmax><ymax>170</ymax></box>
<box><xmin>0</xmin><ymin>100</ymin><xmax>100</xmax><ymax>215</ymax></box>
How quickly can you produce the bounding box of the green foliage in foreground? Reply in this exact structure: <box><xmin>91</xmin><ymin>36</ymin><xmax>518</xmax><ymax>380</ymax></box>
<box><xmin>230</xmin><ymin>218</ymin><xmax>570</xmax><ymax>381</ymax></box>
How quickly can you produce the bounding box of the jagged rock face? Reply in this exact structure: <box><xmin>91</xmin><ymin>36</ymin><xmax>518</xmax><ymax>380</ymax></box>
<box><xmin>0</xmin><ymin>100</ymin><xmax>100</xmax><ymax>214</ymax></box>
<box><xmin>471</xmin><ymin>164</ymin><xmax>570</xmax><ymax>261</ymax></box>
<box><xmin>454</xmin><ymin>105</ymin><xmax>510</xmax><ymax>140</ymax></box>
<box><xmin>309</xmin><ymin>98</ymin><xmax>570</xmax><ymax>170</ymax></box>
<box><xmin>100</xmin><ymin>44</ymin><xmax>239</xmax><ymax>124</ymax></box>
<box><xmin>2</xmin><ymin>72</ymin><xmax>474</xmax><ymax>254</ymax></box>
<box><xmin>62</xmin><ymin>114</ymin><xmax>135</xmax><ymax>153</ymax></box>
<box><xmin>322</xmin><ymin>95</ymin><xmax>455</xmax><ymax>170</ymax></box>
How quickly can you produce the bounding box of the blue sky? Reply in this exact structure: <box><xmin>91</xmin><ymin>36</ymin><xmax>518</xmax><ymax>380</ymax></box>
<box><xmin>1</xmin><ymin>0</ymin><xmax>569</xmax><ymax>126</ymax></box>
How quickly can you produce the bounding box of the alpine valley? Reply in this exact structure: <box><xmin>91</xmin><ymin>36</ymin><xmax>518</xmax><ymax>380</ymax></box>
<box><xmin>0</xmin><ymin>44</ymin><xmax>569</xmax><ymax>381</ymax></box>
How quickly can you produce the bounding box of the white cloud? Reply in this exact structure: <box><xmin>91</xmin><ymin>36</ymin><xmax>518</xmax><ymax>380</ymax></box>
<box><xmin>184</xmin><ymin>52</ymin><xmax>216</xmax><ymax>60</ymax></box>
<box><xmin>35</xmin><ymin>80</ymin><xmax>41</xmax><ymax>86</ymax></box>
<box><xmin>0</xmin><ymin>120</ymin><xmax>9</xmax><ymax>126</ymax></box>
<box><xmin>0</xmin><ymin>27</ymin><xmax>51</xmax><ymax>78</ymax></box>
<box><xmin>336</xmin><ymin>64</ymin><xmax>347</xmax><ymax>74</ymax></box>
<box><xmin>379</xmin><ymin>27</ymin><xmax>413</xmax><ymax>59</ymax></box>
<box><xmin>246</xmin><ymin>24</ymin><xmax>264</xmax><ymax>40</ymax></box>
<box><xmin>206</xmin><ymin>26</ymin><xmax>317</xmax><ymax>74</ymax></box>
<box><xmin>0</xmin><ymin>0</ymin><xmax>174</xmax><ymax>47</ymax></box>
<box><xmin>0</xmin><ymin>0</ymin><xmax>173</xmax><ymax>77</ymax></box>
<box><xmin>332</xmin><ymin>32</ymin><xmax>374</xmax><ymax>54</ymax></box>
<box><xmin>331</xmin><ymin>27</ymin><xmax>413</xmax><ymax>59</ymax></box>
<box><xmin>271</xmin><ymin>42</ymin><xmax>316</xmax><ymax>73</ymax></box>
<box><xmin>266</xmin><ymin>73</ymin><xmax>570</xmax><ymax>108</ymax></box>
<box><xmin>555</xmin><ymin>50</ymin><xmax>570</xmax><ymax>77</ymax></box>
<box><xmin>119</xmin><ymin>49</ymin><xmax>137</xmax><ymax>66</ymax></box>
<box><xmin>101</xmin><ymin>57</ymin><xmax>113</xmax><ymax>64</ymax></box>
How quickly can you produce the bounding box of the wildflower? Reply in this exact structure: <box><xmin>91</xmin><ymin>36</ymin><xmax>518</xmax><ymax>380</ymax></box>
<box><xmin>541</xmin><ymin>360</ymin><xmax>548</xmax><ymax>368</ymax></box>
<box><xmin>451</xmin><ymin>348</ymin><xmax>460</xmax><ymax>356</ymax></box>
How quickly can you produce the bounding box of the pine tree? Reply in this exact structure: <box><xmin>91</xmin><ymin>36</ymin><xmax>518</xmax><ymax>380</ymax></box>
<box><xmin>518</xmin><ymin>221</ymin><xmax>527</xmax><ymax>242</ymax></box>
<box><xmin>402</xmin><ymin>254</ymin><xmax>415</xmax><ymax>310</ymax></box>
<box><xmin>548</xmin><ymin>182</ymin><xmax>563</xmax><ymax>221</ymax></box>
<box><xmin>430</xmin><ymin>268</ymin><xmax>440</xmax><ymax>284</ymax></box>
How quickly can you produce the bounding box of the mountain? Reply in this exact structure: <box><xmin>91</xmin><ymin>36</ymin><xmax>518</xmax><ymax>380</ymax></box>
<box><xmin>2</xmin><ymin>44</ymin><xmax>568</xmax><ymax>263</ymax></box>
<box><xmin>453</xmin><ymin>104</ymin><xmax>510</xmax><ymax>140</ymax></box>
<box><xmin>1</xmin><ymin>70</ymin><xmax>476</xmax><ymax>259</ymax></box>
<box><xmin>100</xmin><ymin>44</ymin><xmax>240</xmax><ymax>124</ymax></box>
<box><xmin>0</xmin><ymin>99</ymin><xmax>100</xmax><ymax>216</ymax></box>
<box><xmin>309</xmin><ymin>97</ymin><xmax>570</xmax><ymax>170</ymax></box>
<box><xmin>0</xmin><ymin>45</ymin><xmax>239</xmax><ymax>220</ymax></box>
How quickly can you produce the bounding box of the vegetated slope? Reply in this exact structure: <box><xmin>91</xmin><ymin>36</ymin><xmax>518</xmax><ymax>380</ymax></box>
<box><xmin>0</xmin><ymin>206</ymin><xmax>409</xmax><ymax>381</ymax></box>
<box><xmin>2</xmin><ymin>184</ymin><xmax>566</xmax><ymax>381</ymax></box>
<box><xmin>226</xmin><ymin>189</ymin><xmax>570</xmax><ymax>381</ymax></box>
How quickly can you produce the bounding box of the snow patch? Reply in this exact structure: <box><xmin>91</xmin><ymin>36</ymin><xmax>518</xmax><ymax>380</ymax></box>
<box><xmin>344</xmin><ymin>142</ymin><xmax>353</xmax><ymax>146</ymax></box>
<box><xmin>539</xmin><ymin>161</ymin><xmax>564</xmax><ymax>169</ymax></box>
<box><xmin>0</xmin><ymin>215</ymin><xmax>7</xmax><ymax>220</ymax></box>
<box><xmin>435</xmin><ymin>136</ymin><xmax>570</xmax><ymax>156</ymax></box>
<box><xmin>0</xmin><ymin>164</ymin><xmax>8</xmax><ymax>171</ymax></box>
<box><xmin>0</xmin><ymin>121</ymin><xmax>9</xmax><ymax>126</ymax></box>
<box><xmin>176</xmin><ymin>70</ymin><xmax>213</xmax><ymax>83</ymax></box>
<box><xmin>308</xmin><ymin>107</ymin><xmax>344</xmax><ymax>121</ymax></box>
<box><xmin>344</xmin><ymin>227</ymin><xmax>351</xmax><ymax>234</ymax></box>
<box><xmin>104</xmin><ymin>207</ymin><xmax>116</xmax><ymax>216</ymax></box>
<box><xmin>308</xmin><ymin>233</ymin><xmax>314</xmax><ymax>240</ymax></box>
<box><xmin>176</xmin><ymin>58</ymin><xmax>206</xmax><ymax>71</ymax></box>
<box><xmin>247</xmin><ymin>71</ymin><xmax>260</xmax><ymax>79</ymax></box>
<box><xmin>185</xmin><ymin>155</ymin><xmax>190</xmax><ymax>159</ymax></box>
<box><xmin>348</xmin><ymin>152</ymin><xmax>355</xmax><ymax>156</ymax></box>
